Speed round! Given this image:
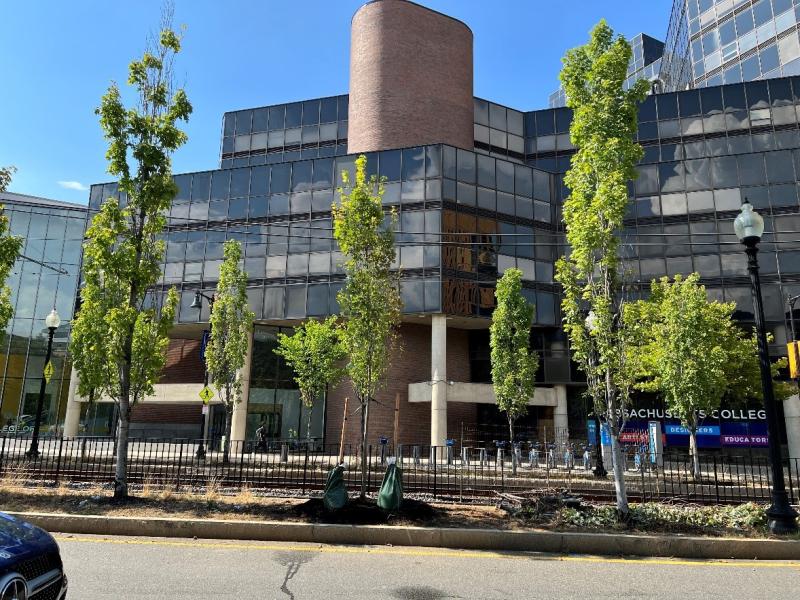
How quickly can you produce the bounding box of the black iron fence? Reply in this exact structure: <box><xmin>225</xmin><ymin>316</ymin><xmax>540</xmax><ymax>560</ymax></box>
<box><xmin>0</xmin><ymin>436</ymin><xmax>797</xmax><ymax>506</ymax></box>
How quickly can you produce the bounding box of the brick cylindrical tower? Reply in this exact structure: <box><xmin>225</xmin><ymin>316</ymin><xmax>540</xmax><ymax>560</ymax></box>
<box><xmin>348</xmin><ymin>0</ymin><xmax>474</xmax><ymax>153</ymax></box>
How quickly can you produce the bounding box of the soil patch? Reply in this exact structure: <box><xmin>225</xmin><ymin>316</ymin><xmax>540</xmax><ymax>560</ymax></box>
<box><xmin>291</xmin><ymin>498</ymin><xmax>443</xmax><ymax>526</ymax></box>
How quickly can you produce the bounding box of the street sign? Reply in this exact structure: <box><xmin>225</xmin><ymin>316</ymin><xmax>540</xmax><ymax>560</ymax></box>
<box><xmin>788</xmin><ymin>341</ymin><xmax>800</xmax><ymax>378</ymax></box>
<box><xmin>201</xmin><ymin>404</ymin><xmax>209</xmax><ymax>415</ymax></box>
<box><xmin>43</xmin><ymin>361</ymin><xmax>54</xmax><ymax>384</ymax></box>
<box><xmin>199</xmin><ymin>386</ymin><xmax>214</xmax><ymax>404</ymax></box>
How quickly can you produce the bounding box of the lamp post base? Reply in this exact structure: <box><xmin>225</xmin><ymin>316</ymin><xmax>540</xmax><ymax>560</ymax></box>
<box><xmin>24</xmin><ymin>447</ymin><xmax>39</xmax><ymax>459</ymax></box>
<box><xmin>195</xmin><ymin>446</ymin><xmax>206</xmax><ymax>460</ymax></box>
<box><xmin>593</xmin><ymin>465</ymin><xmax>607</xmax><ymax>478</ymax></box>
<box><xmin>767</xmin><ymin>491</ymin><xmax>799</xmax><ymax>534</ymax></box>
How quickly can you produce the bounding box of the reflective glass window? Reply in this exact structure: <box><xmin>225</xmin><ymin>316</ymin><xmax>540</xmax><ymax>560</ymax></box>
<box><xmin>230</xmin><ymin>169</ymin><xmax>250</xmax><ymax>198</ymax></box>
<box><xmin>766</xmin><ymin>150</ymin><xmax>795</xmax><ymax>182</ymax></box>
<box><xmin>210</xmin><ymin>171</ymin><xmax>229</xmax><ymax>201</ymax></box>
<box><xmin>477</xmin><ymin>155</ymin><xmax>495</xmax><ymax>188</ymax></box>
<box><xmin>270</xmin><ymin>164</ymin><xmax>291</xmax><ymax>194</ymax></box>
<box><xmin>659</xmin><ymin>162</ymin><xmax>685</xmax><ymax>192</ymax></box>
<box><xmin>535</xmin><ymin>111</ymin><xmax>555</xmax><ymax>135</ymax></box>
<box><xmin>302</xmin><ymin>100</ymin><xmax>320</xmax><ymax>125</ymax></box>
<box><xmin>657</xmin><ymin>94</ymin><xmax>678</xmax><ymax>119</ymax></box>
<box><xmin>489</xmin><ymin>103</ymin><xmax>507</xmax><ymax>130</ymax></box>
<box><xmin>285</xmin><ymin>103</ymin><xmax>302</xmax><ymax>128</ymax></box>
<box><xmin>235</xmin><ymin>111</ymin><xmax>251</xmax><ymax>135</ymax></box>
<box><xmin>456</xmin><ymin>149</ymin><xmax>476</xmax><ymax>183</ymax></box>
<box><xmin>474</xmin><ymin>98</ymin><xmax>489</xmax><ymax>126</ymax></box>
<box><xmin>738</xmin><ymin>154</ymin><xmax>766</xmax><ymax>185</ymax></box>
<box><xmin>402</xmin><ymin>147</ymin><xmax>425</xmax><ymax>180</ymax></box>
<box><xmin>497</xmin><ymin>160</ymin><xmax>514</xmax><ymax>194</ymax></box>
<box><xmin>678</xmin><ymin>90</ymin><xmax>701</xmax><ymax>116</ymax></box>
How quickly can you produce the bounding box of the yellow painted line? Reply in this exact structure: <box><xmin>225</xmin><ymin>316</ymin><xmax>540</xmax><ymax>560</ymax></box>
<box><xmin>53</xmin><ymin>535</ymin><xmax>800</xmax><ymax>569</ymax></box>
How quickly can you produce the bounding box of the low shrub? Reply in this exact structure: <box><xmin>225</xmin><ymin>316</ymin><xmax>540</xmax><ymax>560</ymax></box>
<box><xmin>556</xmin><ymin>502</ymin><xmax>767</xmax><ymax>533</ymax></box>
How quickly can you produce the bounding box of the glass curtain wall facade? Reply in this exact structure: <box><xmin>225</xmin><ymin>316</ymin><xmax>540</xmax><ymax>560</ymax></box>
<box><xmin>662</xmin><ymin>0</ymin><xmax>800</xmax><ymax>90</ymax></box>
<box><xmin>526</xmin><ymin>77</ymin><xmax>800</xmax><ymax>360</ymax></box>
<box><xmin>0</xmin><ymin>193</ymin><xmax>86</xmax><ymax>437</ymax></box>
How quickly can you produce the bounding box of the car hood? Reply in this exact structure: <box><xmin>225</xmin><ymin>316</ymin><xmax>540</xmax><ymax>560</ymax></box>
<box><xmin>0</xmin><ymin>513</ymin><xmax>57</xmax><ymax>568</ymax></box>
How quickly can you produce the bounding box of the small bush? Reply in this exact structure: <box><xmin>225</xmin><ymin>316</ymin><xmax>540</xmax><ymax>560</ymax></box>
<box><xmin>556</xmin><ymin>502</ymin><xmax>767</xmax><ymax>533</ymax></box>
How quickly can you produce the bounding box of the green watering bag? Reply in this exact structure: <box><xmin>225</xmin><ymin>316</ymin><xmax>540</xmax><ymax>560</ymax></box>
<box><xmin>377</xmin><ymin>459</ymin><xmax>403</xmax><ymax>511</ymax></box>
<box><xmin>322</xmin><ymin>465</ymin><xmax>348</xmax><ymax>511</ymax></box>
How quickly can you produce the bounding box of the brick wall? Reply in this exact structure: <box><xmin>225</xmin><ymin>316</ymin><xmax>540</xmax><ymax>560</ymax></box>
<box><xmin>348</xmin><ymin>0</ymin><xmax>474</xmax><ymax>153</ymax></box>
<box><xmin>160</xmin><ymin>338</ymin><xmax>205</xmax><ymax>384</ymax></box>
<box><xmin>324</xmin><ymin>322</ymin><xmax>477</xmax><ymax>447</ymax></box>
<box><xmin>130</xmin><ymin>403</ymin><xmax>200</xmax><ymax>424</ymax></box>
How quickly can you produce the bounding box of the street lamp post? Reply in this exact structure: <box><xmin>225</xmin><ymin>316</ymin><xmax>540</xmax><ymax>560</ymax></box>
<box><xmin>191</xmin><ymin>291</ymin><xmax>215</xmax><ymax>459</ymax></box>
<box><xmin>734</xmin><ymin>200</ymin><xmax>798</xmax><ymax>534</ymax></box>
<box><xmin>584</xmin><ymin>311</ymin><xmax>607</xmax><ymax>478</ymax></box>
<box><xmin>26</xmin><ymin>309</ymin><xmax>60</xmax><ymax>458</ymax></box>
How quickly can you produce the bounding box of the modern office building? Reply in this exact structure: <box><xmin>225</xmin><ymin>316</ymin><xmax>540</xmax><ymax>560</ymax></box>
<box><xmin>62</xmin><ymin>0</ymin><xmax>800</xmax><ymax>455</ymax></box>
<box><xmin>0</xmin><ymin>192</ymin><xmax>86</xmax><ymax>437</ymax></box>
<box><xmin>549</xmin><ymin>33</ymin><xmax>665</xmax><ymax>108</ymax></box>
<box><xmin>660</xmin><ymin>0</ymin><xmax>800</xmax><ymax>91</ymax></box>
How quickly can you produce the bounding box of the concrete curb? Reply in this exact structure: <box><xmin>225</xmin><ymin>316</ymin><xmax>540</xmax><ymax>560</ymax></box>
<box><xmin>8</xmin><ymin>512</ymin><xmax>800</xmax><ymax>561</ymax></box>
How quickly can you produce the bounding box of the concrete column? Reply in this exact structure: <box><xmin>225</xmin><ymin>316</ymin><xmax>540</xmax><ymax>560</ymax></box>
<box><xmin>63</xmin><ymin>367</ymin><xmax>82</xmax><ymax>438</ymax></box>
<box><xmin>553</xmin><ymin>384</ymin><xmax>569</xmax><ymax>444</ymax></box>
<box><xmin>785</xmin><ymin>394</ymin><xmax>800</xmax><ymax>460</ymax></box>
<box><xmin>430</xmin><ymin>315</ymin><xmax>447</xmax><ymax>447</ymax></box>
<box><xmin>230</xmin><ymin>331</ymin><xmax>254</xmax><ymax>445</ymax></box>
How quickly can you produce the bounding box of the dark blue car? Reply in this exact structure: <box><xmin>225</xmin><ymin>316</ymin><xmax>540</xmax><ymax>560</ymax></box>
<box><xmin>0</xmin><ymin>513</ymin><xmax>67</xmax><ymax>599</ymax></box>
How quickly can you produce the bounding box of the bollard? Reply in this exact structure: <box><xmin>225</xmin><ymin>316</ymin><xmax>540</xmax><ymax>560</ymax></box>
<box><xmin>280</xmin><ymin>443</ymin><xmax>289</xmax><ymax>463</ymax></box>
<box><xmin>479</xmin><ymin>447</ymin><xmax>487</xmax><ymax>467</ymax></box>
<box><xmin>413</xmin><ymin>445</ymin><xmax>421</xmax><ymax>465</ymax></box>
<box><xmin>461</xmin><ymin>447</ymin><xmax>469</xmax><ymax>466</ymax></box>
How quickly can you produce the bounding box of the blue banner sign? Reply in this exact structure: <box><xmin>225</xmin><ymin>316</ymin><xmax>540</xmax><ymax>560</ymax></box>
<box><xmin>664</xmin><ymin>424</ymin><xmax>720</xmax><ymax>436</ymax></box>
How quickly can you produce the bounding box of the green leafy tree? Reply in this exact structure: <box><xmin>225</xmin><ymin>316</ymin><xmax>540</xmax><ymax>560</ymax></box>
<box><xmin>275</xmin><ymin>316</ymin><xmax>346</xmax><ymax>444</ymax></box>
<box><xmin>628</xmin><ymin>274</ymin><xmax>744</xmax><ymax>478</ymax></box>
<box><xmin>554</xmin><ymin>20</ymin><xmax>650</xmax><ymax>517</ymax></box>
<box><xmin>69</xmin><ymin>18</ymin><xmax>191</xmax><ymax>498</ymax></box>
<box><xmin>333</xmin><ymin>154</ymin><xmax>402</xmax><ymax>498</ymax></box>
<box><xmin>205</xmin><ymin>240</ymin><xmax>254</xmax><ymax>463</ymax></box>
<box><xmin>0</xmin><ymin>167</ymin><xmax>23</xmax><ymax>332</ymax></box>
<box><xmin>490</xmin><ymin>268</ymin><xmax>539</xmax><ymax>474</ymax></box>
<box><xmin>630</xmin><ymin>273</ymin><xmax>791</xmax><ymax>479</ymax></box>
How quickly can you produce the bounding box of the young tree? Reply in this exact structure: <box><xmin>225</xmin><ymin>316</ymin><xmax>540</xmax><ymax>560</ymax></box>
<box><xmin>630</xmin><ymin>273</ymin><xmax>791</xmax><ymax>479</ymax></box>
<box><xmin>205</xmin><ymin>240</ymin><xmax>254</xmax><ymax>463</ymax></box>
<box><xmin>554</xmin><ymin>20</ymin><xmax>650</xmax><ymax>517</ymax></box>
<box><xmin>333</xmin><ymin>154</ymin><xmax>402</xmax><ymax>498</ymax></box>
<box><xmin>275</xmin><ymin>316</ymin><xmax>346</xmax><ymax>444</ymax></box>
<box><xmin>69</xmin><ymin>18</ymin><xmax>191</xmax><ymax>498</ymax></box>
<box><xmin>490</xmin><ymin>268</ymin><xmax>539</xmax><ymax>474</ymax></box>
<box><xmin>628</xmin><ymin>274</ymin><xmax>740</xmax><ymax>479</ymax></box>
<box><xmin>0</xmin><ymin>167</ymin><xmax>23</xmax><ymax>332</ymax></box>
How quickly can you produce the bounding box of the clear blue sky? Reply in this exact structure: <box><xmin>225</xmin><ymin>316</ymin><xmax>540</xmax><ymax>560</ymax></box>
<box><xmin>0</xmin><ymin>0</ymin><xmax>672</xmax><ymax>204</ymax></box>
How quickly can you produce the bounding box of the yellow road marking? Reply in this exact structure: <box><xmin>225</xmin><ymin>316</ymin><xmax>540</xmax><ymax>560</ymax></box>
<box><xmin>53</xmin><ymin>535</ymin><xmax>800</xmax><ymax>569</ymax></box>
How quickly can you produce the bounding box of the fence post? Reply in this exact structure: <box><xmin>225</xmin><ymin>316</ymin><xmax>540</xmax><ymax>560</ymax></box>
<box><xmin>0</xmin><ymin>436</ymin><xmax>6</xmax><ymax>475</ymax></box>
<box><xmin>713</xmin><ymin>456</ymin><xmax>720</xmax><ymax>504</ymax></box>
<box><xmin>175</xmin><ymin>440</ymin><xmax>184</xmax><ymax>492</ymax></box>
<box><xmin>787</xmin><ymin>457</ymin><xmax>795</xmax><ymax>506</ymax></box>
<box><xmin>54</xmin><ymin>437</ymin><xmax>65</xmax><ymax>486</ymax></box>
<box><xmin>238</xmin><ymin>441</ymin><xmax>246</xmax><ymax>488</ymax></box>
<box><xmin>302</xmin><ymin>443</ymin><xmax>309</xmax><ymax>495</ymax></box>
<box><xmin>433</xmin><ymin>446</ymin><xmax>438</xmax><ymax>499</ymax></box>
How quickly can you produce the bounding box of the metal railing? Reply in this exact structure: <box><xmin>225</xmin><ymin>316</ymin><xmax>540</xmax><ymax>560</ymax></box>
<box><xmin>0</xmin><ymin>436</ymin><xmax>797</xmax><ymax>506</ymax></box>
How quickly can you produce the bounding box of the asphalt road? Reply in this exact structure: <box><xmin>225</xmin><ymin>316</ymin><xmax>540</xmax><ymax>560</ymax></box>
<box><xmin>55</xmin><ymin>534</ymin><xmax>800</xmax><ymax>599</ymax></box>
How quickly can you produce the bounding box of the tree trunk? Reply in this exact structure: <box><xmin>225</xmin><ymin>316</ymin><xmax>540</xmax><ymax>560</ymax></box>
<box><xmin>306</xmin><ymin>405</ymin><xmax>313</xmax><ymax>444</ymax></box>
<box><xmin>359</xmin><ymin>398</ymin><xmax>370</xmax><ymax>499</ymax></box>
<box><xmin>222</xmin><ymin>405</ymin><xmax>233</xmax><ymax>464</ymax></box>
<box><xmin>113</xmin><ymin>399</ymin><xmax>130</xmax><ymax>499</ymax></box>
<box><xmin>508</xmin><ymin>416</ymin><xmax>517</xmax><ymax>476</ymax></box>
<box><xmin>689</xmin><ymin>430</ymin><xmax>701</xmax><ymax>481</ymax></box>
<box><xmin>610</xmin><ymin>434</ymin><xmax>629</xmax><ymax>518</ymax></box>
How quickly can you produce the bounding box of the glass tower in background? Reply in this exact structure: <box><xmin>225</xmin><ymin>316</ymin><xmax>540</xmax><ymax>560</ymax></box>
<box><xmin>549</xmin><ymin>34</ymin><xmax>665</xmax><ymax>108</ymax></box>
<box><xmin>661</xmin><ymin>0</ymin><xmax>800</xmax><ymax>91</ymax></box>
<box><xmin>0</xmin><ymin>193</ymin><xmax>86</xmax><ymax>437</ymax></box>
